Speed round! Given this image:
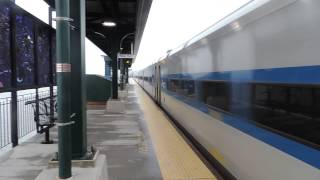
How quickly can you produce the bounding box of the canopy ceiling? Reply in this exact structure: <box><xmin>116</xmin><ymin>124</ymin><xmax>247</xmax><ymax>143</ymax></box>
<box><xmin>44</xmin><ymin>0</ymin><xmax>152</xmax><ymax>63</ymax></box>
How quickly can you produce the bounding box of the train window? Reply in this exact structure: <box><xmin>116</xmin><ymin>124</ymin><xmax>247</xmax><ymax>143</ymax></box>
<box><xmin>181</xmin><ymin>80</ymin><xmax>195</xmax><ymax>98</ymax></box>
<box><xmin>200</xmin><ymin>81</ymin><xmax>320</xmax><ymax>147</ymax></box>
<box><xmin>252</xmin><ymin>84</ymin><xmax>320</xmax><ymax>147</ymax></box>
<box><xmin>201</xmin><ymin>81</ymin><xmax>230</xmax><ymax>111</ymax></box>
<box><xmin>143</xmin><ymin>76</ymin><xmax>152</xmax><ymax>83</ymax></box>
<box><xmin>165</xmin><ymin>79</ymin><xmax>196</xmax><ymax>98</ymax></box>
<box><xmin>167</xmin><ymin>79</ymin><xmax>180</xmax><ymax>93</ymax></box>
<box><xmin>254</xmin><ymin>85</ymin><xmax>268</xmax><ymax>106</ymax></box>
<box><xmin>289</xmin><ymin>87</ymin><xmax>314</xmax><ymax>116</ymax></box>
<box><xmin>229</xmin><ymin>83</ymin><xmax>253</xmax><ymax>117</ymax></box>
<box><xmin>161</xmin><ymin>79</ymin><xmax>167</xmax><ymax>89</ymax></box>
<box><xmin>270</xmin><ymin>86</ymin><xmax>288</xmax><ymax>110</ymax></box>
<box><xmin>161</xmin><ymin>78</ymin><xmax>320</xmax><ymax>147</ymax></box>
<box><xmin>171</xmin><ymin>80</ymin><xmax>181</xmax><ymax>93</ymax></box>
<box><xmin>315</xmin><ymin>89</ymin><xmax>320</xmax><ymax>114</ymax></box>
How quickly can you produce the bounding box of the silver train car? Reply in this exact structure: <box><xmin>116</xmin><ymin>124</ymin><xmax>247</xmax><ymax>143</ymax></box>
<box><xmin>134</xmin><ymin>0</ymin><xmax>320</xmax><ymax>179</ymax></box>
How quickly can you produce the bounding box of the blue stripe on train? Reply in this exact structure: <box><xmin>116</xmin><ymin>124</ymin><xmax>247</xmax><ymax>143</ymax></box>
<box><xmin>162</xmin><ymin>89</ymin><xmax>320</xmax><ymax>169</ymax></box>
<box><xmin>222</xmin><ymin>115</ymin><xmax>320</xmax><ymax>169</ymax></box>
<box><xmin>164</xmin><ymin>65</ymin><xmax>320</xmax><ymax>84</ymax></box>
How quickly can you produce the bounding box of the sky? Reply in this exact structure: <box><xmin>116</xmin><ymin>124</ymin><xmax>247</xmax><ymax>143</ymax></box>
<box><xmin>133</xmin><ymin>0</ymin><xmax>252</xmax><ymax>70</ymax></box>
<box><xmin>15</xmin><ymin>0</ymin><xmax>106</xmax><ymax>76</ymax></box>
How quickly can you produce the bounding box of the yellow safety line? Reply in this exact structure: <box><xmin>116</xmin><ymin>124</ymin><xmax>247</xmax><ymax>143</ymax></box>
<box><xmin>135</xmin><ymin>84</ymin><xmax>217</xmax><ymax>180</ymax></box>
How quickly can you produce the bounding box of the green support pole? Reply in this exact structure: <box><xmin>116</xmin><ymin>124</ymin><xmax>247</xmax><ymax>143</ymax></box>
<box><xmin>70</xmin><ymin>0</ymin><xmax>87</xmax><ymax>159</ymax></box>
<box><xmin>55</xmin><ymin>0</ymin><xmax>72</xmax><ymax>178</ymax></box>
<box><xmin>125</xmin><ymin>66</ymin><xmax>129</xmax><ymax>84</ymax></box>
<box><xmin>120</xmin><ymin>59</ymin><xmax>124</xmax><ymax>90</ymax></box>
<box><xmin>111</xmin><ymin>54</ymin><xmax>118</xmax><ymax>99</ymax></box>
<box><xmin>111</xmin><ymin>35</ymin><xmax>120</xmax><ymax>99</ymax></box>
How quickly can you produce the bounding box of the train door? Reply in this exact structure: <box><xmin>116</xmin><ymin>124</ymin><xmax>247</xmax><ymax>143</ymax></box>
<box><xmin>156</xmin><ymin>64</ymin><xmax>161</xmax><ymax>105</ymax></box>
<box><xmin>154</xmin><ymin>66</ymin><xmax>157</xmax><ymax>100</ymax></box>
<box><xmin>142</xmin><ymin>71</ymin><xmax>144</xmax><ymax>88</ymax></box>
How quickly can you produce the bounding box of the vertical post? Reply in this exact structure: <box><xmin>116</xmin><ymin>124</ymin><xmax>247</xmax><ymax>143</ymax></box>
<box><xmin>112</xmin><ymin>54</ymin><xmax>118</xmax><ymax>99</ymax></box>
<box><xmin>33</xmin><ymin>23</ymin><xmax>40</xmax><ymax>137</ymax></box>
<box><xmin>55</xmin><ymin>0</ymin><xmax>72</xmax><ymax>178</ymax></box>
<box><xmin>10</xmin><ymin>92</ymin><xmax>18</xmax><ymax>147</ymax></box>
<box><xmin>128</xmin><ymin>42</ymin><xmax>133</xmax><ymax>84</ymax></box>
<box><xmin>110</xmin><ymin>33</ymin><xmax>121</xmax><ymax>99</ymax></box>
<box><xmin>125</xmin><ymin>66</ymin><xmax>129</xmax><ymax>84</ymax></box>
<box><xmin>120</xmin><ymin>58</ymin><xmax>124</xmax><ymax>90</ymax></box>
<box><xmin>70</xmin><ymin>0</ymin><xmax>87</xmax><ymax>158</ymax></box>
<box><xmin>35</xmin><ymin>88</ymin><xmax>39</xmax><ymax>129</ymax></box>
<box><xmin>104</xmin><ymin>56</ymin><xmax>111</xmax><ymax>80</ymax></box>
<box><xmin>104</xmin><ymin>56</ymin><xmax>108</xmax><ymax>79</ymax></box>
<box><xmin>49</xmin><ymin>7</ymin><xmax>53</xmax><ymax>26</ymax></box>
<box><xmin>49</xmin><ymin>5</ymin><xmax>55</xmax><ymax>121</ymax></box>
<box><xmin>10</xmin><ymin>1</ymin><xmax>18</xmax><ymax>147</ymax></box>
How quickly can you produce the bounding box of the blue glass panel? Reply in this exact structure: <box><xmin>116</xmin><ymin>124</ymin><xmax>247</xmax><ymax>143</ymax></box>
<box><xmin>15</xmin><ymin>14</ymin><xmax>34</xmax><ymax>86</ymax></box>
<box><xmin>37</xmin><ymin>25</ymin><xmax>50</xmax><ymax>85</ymax></box>
<box><xmin>0</xmin><ymin>5</ymin><xmax>11</xmax><ymax>88</ymax></box>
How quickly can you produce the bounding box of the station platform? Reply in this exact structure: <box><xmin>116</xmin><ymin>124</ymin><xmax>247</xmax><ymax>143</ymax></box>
<box><xmin>0</xmin><ymin>82</ymin><xmax>219</xmax><ymax>180</ymax></box>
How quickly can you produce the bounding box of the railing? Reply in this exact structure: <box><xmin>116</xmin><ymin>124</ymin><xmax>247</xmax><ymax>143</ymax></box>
<box><xmin>0</xmin><ymin>97</ymin><xmax>11</xmax><ymax>149</ymax></box>
<box><xmin>17</xmin><ymin>93</ymin><xmax>36</xmax><ymax>138</ymax></box>
<box><xmin>0</xmin><ymin>88</ymin><xmax>57</xmax><ymax>150</ymax></box>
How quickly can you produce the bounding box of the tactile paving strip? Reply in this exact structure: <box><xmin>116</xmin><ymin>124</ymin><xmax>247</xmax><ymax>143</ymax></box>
<box><xmin>136</xmin><ymin>84</ymin><xmax>217</xmax><ymax>180</ymax></box>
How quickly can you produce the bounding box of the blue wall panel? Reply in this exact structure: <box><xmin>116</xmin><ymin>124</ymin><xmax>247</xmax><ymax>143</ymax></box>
<box><xmin>15</xmin><ymin>14</ymin><xmax>34</xmax><ymax>87</ymax></box>
<box><xmin>0</xmin><ymin>5</ymin><xmax>11</xmax><ymax>88</ymax></box>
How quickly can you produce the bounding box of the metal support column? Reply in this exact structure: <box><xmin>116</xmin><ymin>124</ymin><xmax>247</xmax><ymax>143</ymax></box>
<box><xmin>55</xmin><ymin>0</ymin><xmax>72</xmax><ymax>178</ymax></box>
<box><xmin>9</xmin><ymin>2</ymin><xmax>18</xmax><ymax>147</ymax></box>
<box><xmin>125</xmin><ymin>66</ymin><xmax>129</xmax><ymax>84</ymax></box>
<box><xmin>104</xmin><ymin>56</ymin><xmax>112</xmax><ymax>80</ymax></box>
<box><xmin>70</xmin><ymin>0</ymin><xmax>87</xmax><ymax>159</ymax></box>
<box><xmin>112</xmin><ymin>54</ymin><xmax>118</xmax><ymax>99</ymax></box>
<box><xmin>49</xmin><ymin>4</ymin><xmax>55</xmax><ymax>126</ymax></box>
<box><xmin>10</xmin><ymin>91</ymin><xmax>18</xmax><ymax>147</ymax></box>
<box><xmin>120</xmin><ymin>59</ymin><xmax>124</xmax><ymax>90</ymax></box>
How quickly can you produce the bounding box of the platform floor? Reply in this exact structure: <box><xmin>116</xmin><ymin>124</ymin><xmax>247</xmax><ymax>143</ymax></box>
<box><xmin>135</xmin><ymin>83</ymin><xmax>217</xmax><ymax>180</ymax></box>
<box><xmin>87</xmin><ymin>85</ymin><xmax>162</xmax><ymax>180</ymax></box>
<box><xmin>0</xmin><ymin>82</ymin><xmax>218</xmax><ymax>180</ymax></box>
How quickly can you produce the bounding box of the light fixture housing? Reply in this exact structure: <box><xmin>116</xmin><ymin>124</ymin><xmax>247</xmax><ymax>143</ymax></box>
<box><xmin>102</xmin><ymin>21</ymin><xmax>116</xmax><ymax>27</ymax></box>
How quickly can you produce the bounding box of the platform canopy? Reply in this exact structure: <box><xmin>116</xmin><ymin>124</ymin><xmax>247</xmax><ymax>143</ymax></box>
<box><xmin>44</xmin><ymin>0</ymin><xmax>152</xmax><ymax>65</ymax></box>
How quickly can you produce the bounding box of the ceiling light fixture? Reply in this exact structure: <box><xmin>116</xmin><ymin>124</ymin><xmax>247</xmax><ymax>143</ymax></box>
<box><xmin>102</xmin><ymin>21</ymin><xmax>116</xmax><ymax>27</ymax></box>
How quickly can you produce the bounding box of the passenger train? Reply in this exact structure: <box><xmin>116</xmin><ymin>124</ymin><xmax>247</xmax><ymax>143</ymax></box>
<box><xmin>134</xmin><ymin>0</ymin><xmax>320</xmax><ymax>179</ymax></box>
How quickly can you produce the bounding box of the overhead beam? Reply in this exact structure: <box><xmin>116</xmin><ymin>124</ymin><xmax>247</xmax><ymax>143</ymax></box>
<box><xmin>98</xmin><ymin>0</ymin><xmax>110</xmax><ymax>17</ymax></box>
<box><xmin>134</xmin><ymin>0</ymin><xmax>153</xmax><ymax>55</ymax></box>
<box><xmin>44</xmin><ymin>0</ymin><xmax>55</xmax><ymax>8</ymax></box>
<box><xmin>86</xmin><ymin>12</ymin><xmax>136</xmax><ymax>19</ymax></box>
<box><xmin>87</xmin><ymin>0</ymin><xmax>136</xmax><ymax>2</ymax></box>
<box><xmin>110</xmin><ymin>0</ymin><xmax>120</xmax><ymax>17</ymax></box>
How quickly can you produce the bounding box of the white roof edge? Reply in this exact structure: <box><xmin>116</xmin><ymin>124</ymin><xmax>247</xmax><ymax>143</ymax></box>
<box><xmin>163</xmin><ymin>0</ymin><xmax>270</xmax><ymax>58</ymax></box>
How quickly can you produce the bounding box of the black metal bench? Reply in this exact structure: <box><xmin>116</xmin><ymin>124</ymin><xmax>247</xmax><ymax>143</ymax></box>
<box><xmin>26</xmin><ymin>95</ymin><xmax>57</xmax><ymax>144</ymax></box>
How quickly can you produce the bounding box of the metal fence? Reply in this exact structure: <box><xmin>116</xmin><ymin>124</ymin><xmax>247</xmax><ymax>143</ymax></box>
<box><xmin>17</xmin><ymin>93</ymin><xmax>35</xmax><ymax>138</ymax></box>
<box><xmin>0</xmin><ymin>88</ymin><xmax>56</xmax><ymax>149</ymax></box>
<box><xmin>0</xmin><ymin>97</ymin><xmax>11</xmax><ymax>149</ymax></box>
